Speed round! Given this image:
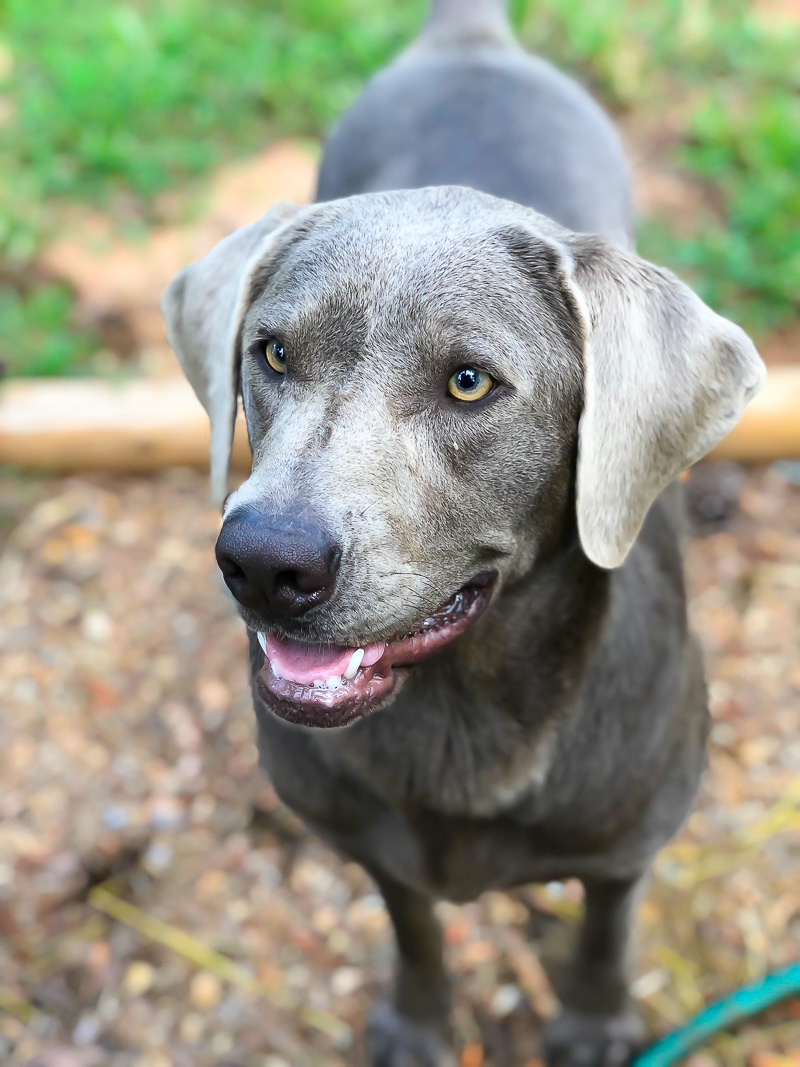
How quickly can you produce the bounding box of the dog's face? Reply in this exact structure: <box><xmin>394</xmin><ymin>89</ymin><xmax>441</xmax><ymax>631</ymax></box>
<box><xmin>236</xmin><ymin>197</ymin><xmax>584</xmax><ymax>633</ymax></box>
<box><xmin>163</xmin><ymin>187</ymin><xmax>763</xmax><ymax>728</ymax></box>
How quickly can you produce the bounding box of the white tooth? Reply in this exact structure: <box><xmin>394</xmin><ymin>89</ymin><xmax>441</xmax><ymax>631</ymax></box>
<box><xmin>257</xmin><ymin>632</ymin><xmax>267</xmax><ymax>653</ymax></box>
<box><xmin>325</xmin><ymin>675</ymin><xmax>342</xmax><ymax>690</ymax></box>
<box><xmin>344</xmin><ymin>648</ymin><xmax>364</xmax><ymax>680</ymax></box>
<box><xmin>271</xmin><ymin>660</ymin><xmax>282</xmax><ymax>679</ymax></box>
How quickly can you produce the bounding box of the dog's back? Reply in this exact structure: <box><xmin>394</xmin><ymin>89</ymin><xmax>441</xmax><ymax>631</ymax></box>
<box><xmin>317</xmin><ymin>0</ymin><xmax>632</xmax><ymax>242</ymax></box>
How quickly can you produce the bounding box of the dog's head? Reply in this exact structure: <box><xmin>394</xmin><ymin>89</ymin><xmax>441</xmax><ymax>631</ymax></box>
<box><xmin>163</xmin><ymin>187</ymin><xmax>763</xmax><ymax>728</ymax></box>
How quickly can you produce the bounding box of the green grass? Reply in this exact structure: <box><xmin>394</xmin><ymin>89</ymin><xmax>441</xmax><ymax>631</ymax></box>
<box><xmin>2</xmin><ymin>0</ymin><xmax>423</xmax><ymax>208</ymax></box>
<box><xmin>0</xmin><ymin>282</ymin><xmax>99</xmax><ymax>377</ymax></box>
<box><xmin>0</xmin><ymin>0</ymin><xmax>798</xmax><ymax>375</ymax></box>
<box><xmin>0</xmin><ymin>0</ymin><xmax>425</xmax><ymax>375</ymax></box>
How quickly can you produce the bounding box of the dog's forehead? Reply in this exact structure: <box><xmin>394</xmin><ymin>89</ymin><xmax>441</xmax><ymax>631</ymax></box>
<box><xmin>250</xmin><ymin>189</ymin><xmax>570</xmax><ymax>344</ymax></box>
<box><xmin>285</xmin><ymin>199</ymin><xmax>510</xmax><ymax>292</ymax></box>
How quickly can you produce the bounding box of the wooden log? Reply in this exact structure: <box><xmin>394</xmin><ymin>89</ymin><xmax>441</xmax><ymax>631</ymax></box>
<box><xmin>0</xmin><ymin>378</ymin><xmax>252</xmax><ymax>474</ymax></box>
<box><xmin>1</xmin><ymin>370</ymin><xmax>799</xmax><ymax>476</ymax></box>
<box><xmin>710</xmin><ymin>366</ymin><xmax>800</xmax><ymax>462</ymax></box>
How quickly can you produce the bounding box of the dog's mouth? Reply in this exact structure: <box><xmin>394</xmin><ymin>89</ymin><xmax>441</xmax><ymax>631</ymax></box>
<box><xmin>255</xmin><ymin>575</ymin><xmax>495</xmax><ymax>728</ymax></box>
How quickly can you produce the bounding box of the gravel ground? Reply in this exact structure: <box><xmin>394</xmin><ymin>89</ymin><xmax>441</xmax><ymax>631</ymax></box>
<box><xmin>0</xmin><ymin>464</ymin><xmax>798</xmax><ymax>1067</ymax></box>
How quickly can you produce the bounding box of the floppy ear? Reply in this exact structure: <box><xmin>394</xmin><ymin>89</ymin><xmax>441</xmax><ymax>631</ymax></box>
<box><xmin>161</xmin><ymin>201</ymin><xmax>301</xmax><ymax>506</ymax></box>
<box><xmin>562</xmin><ymin>235</ymin><xmax>765</xmax><ymax>568</ymax></box>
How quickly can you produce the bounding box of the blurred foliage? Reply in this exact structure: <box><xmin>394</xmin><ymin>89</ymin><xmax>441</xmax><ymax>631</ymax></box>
<box><xmin>1</xmin><ymin>0</ymin><xmax>423</xmax><ymax>209</ymax></box>
<box><xmin>661</xmin><ymin>91</ymin><xmax>800</xmax><ymax>334</ymax></box>
<box><xmin>521</xmin><ymin>0</ymin><xmax>800</xmax><ymax>333</ymax></box>
<box><xmin>0</xmin><ymin>0</ymin><xmax>426</xmax><ymax>375</ymax></box>
<box><xmin>0</xmin><ymin>283</ymin><xmax>98</xmax><ymax>376</ymax></box>
<box><xmin>0</xmin><ymin>0</ymin><xmax>797</xmax><ymax>374</ymax></box>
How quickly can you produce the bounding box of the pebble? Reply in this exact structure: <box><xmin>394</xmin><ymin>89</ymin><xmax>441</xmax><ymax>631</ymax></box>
<box><xmin>135</xmin><ymin>1053</ymin><xmax>172</xmax><ymax>1067</ymax></box>
<box><xmin>189</xmin><ymin>970</ymin><xmax>223</xmax><ymax>1010</ymax></box>
<box><xmin>330</xmin><ymin>965</ymin><xmax>362</xmax><ymax>998</ymax></box>
<box><xmin>490</xmin><ymin>983</ymin><xmax>522</xmax><ymax>1017</ymax></box>
<box><xmin>72</xmin><ymin>1014</ymin><xmax>101</xmax><ymax>1047</ymax></box>
<box><xmin>211</xmin><ymin>1031</ymin><xmax>234</xmax><ymax>1056</ymax></box>
<box><xmin>179</xmin><ymin>1012</ymin><xmax>205</xmax><ymax>1043</ymax></box>
<box><xmin>81</xmin><ymin>609</ymin><xmax>112</xmax><ymax>643</ymax></box>
<box><xmin>124</xmin><ymin>960</ymin><xmax>156</xmax><ymax>997</ymax></box>
<box><xmin>148</xmin><ymin>795</ymin><xmax>185</xmax><ymax>830</ymax></box>
<box><xmin>142</xmin><ymin>840</ymin><xmax>174</xmax><ymax>875</ymax></box>
<box><xmin>103</xmin><ymin>805</ymin><xmax>131</xmax><ymax>831</ymax></box>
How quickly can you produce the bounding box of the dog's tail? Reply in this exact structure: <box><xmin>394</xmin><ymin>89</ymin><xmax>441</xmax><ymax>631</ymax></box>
<box><xmin>420</xmin><ymin>0</ymin><xmax>517</xmax><ymax>50</ymax></box>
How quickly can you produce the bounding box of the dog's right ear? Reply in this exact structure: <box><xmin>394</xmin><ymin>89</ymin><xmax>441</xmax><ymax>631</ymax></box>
<box><xmin>161</xmin><ymin>201</ymin><xmax>301</xmax><ymax>506</ymax></box>
<box><xmin>562</xmin><ymin>235</ymin><xmax>764</xmax><ymax>568</ymax></box>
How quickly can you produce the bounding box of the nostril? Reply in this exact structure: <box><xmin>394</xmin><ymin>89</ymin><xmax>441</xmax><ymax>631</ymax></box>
<box><xmin>277</xmin><ymin>567</ymin><xmax>325</xmax><ymax>598</ymax></box>
<box><xmin>275</xmin><ymin>569</ymin><xmax>301</xmax><ymax>593</ymax></box>
<box><xmin>218</xmin><ymin>555</ymin><xmax>246</xmax><ymax>583</ymax></box>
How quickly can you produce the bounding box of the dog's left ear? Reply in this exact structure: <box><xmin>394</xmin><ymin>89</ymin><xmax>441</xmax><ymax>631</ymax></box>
<box><xmin>161</xmin><ymin>201</ymin><xmax>301</xmax><ymax>506</ymax></box>
<box><xmin>557</xmin><ymin>235</ymin><xmax>765</xmax><ymax>569</ymax></box>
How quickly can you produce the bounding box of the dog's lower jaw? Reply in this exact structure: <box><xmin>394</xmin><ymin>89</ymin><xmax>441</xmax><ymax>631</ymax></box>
<box><xmin>254</xmin><ymin>575</ymin><xmax>496</xmax><ymax>729</ymax></box>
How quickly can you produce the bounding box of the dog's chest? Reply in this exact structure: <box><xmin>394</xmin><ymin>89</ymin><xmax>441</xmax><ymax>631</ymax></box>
<box><xmin>358</xmin><ymin>801</ymin><xmax>577</xmax><ymax>901</ymax></box>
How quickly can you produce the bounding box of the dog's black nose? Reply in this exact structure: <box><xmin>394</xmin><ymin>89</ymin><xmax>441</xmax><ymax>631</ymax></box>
<box><xmin>215</xmin><ymin>508</ymin><xmax>341</xmax><ymax>618</ymax></box>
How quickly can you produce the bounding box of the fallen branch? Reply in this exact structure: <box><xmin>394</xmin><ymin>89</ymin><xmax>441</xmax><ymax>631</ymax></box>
<box><xmin>89</xmin><ymin>883</ymin><xmax>351</xmax><ymax>1044</ymax></box>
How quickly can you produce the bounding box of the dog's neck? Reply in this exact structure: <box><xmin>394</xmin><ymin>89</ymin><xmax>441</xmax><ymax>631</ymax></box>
<box><xmin>316</xmin><ymin>538</ymin><xmax>613</xmax><ymax>817</ymax></box>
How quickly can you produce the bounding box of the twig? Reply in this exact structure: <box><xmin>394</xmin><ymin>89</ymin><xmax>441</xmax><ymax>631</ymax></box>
<box><xmin>89</xmin><ymin>883</ymin><xmax>351</xmax><ymax>1044</ymax></box>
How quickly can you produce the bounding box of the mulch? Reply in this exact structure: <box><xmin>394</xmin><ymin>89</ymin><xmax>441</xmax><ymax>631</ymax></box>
<box><xmin>0</xmin><ymin>464</ymin><xmax>798</xmax><ymax>1067</ymax></box>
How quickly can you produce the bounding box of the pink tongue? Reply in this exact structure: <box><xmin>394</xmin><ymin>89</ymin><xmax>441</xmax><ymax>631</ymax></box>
<box><xmin>264</xmin><ymin>633</ymin><xmax>385</xmax><ymax>684</ymax></box>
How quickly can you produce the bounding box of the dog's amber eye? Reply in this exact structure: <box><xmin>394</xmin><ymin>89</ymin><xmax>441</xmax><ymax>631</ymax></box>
<box><xmin>264</xmin><ymin>339</ymin><xmax>287</xmax><ymax>374</ymax></box>
<box><xmin>447</xmin><ymin>367</ymin><xmax>494</xmax><ymax>402</ymax></box>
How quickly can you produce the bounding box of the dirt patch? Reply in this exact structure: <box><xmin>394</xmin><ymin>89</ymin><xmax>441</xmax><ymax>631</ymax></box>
<box><xmin>0</xmin><ymin>466</ymin><xmax>798</xmax><ymax>1066</ymax></box>
<box><xmin>37</xmin><ymin>143</ymin><xmax>318</xmax><ymax>375</ymax></box>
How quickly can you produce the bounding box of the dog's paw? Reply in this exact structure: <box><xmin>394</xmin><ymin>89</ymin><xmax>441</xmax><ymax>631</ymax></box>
<box><xmin>543</xmin><ymin>1005</ymin><xmax>646</xmax><ymax>1067</ymax></box>
<box><xmin>366</xmin><ymin>1002</ymin><xmax>456</xmax><ymax>1067</ymax></box>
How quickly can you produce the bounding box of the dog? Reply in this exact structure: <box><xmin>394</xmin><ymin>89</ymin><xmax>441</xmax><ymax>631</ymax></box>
<box><xmin>162</xmin><ymin>2</ymin><xmax>764</xmax><ymax>1064</ymax></box>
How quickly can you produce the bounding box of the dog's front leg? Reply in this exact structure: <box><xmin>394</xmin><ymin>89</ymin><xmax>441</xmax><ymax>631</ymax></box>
<box><xmin>366</xmin><ymin>873</ymin><xmax>455</xmax><ymax>1067</ymax></box>
<box><xmin>543</xmin><ymin>875</ymin><xmax>647</xmax><ymax>1067</ymax></box>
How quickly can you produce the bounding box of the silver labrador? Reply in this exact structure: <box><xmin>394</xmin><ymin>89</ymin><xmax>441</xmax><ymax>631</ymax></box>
<box><xmin>162</xmin><ymin>2</ymin><xmax>764</xmax><ymax>1064</ymax></box>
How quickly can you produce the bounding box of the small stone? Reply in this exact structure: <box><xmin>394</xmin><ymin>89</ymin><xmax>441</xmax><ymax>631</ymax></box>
<box><xmin>81</xmin><ymin>609</ymin><xmax>112</xmax><ymax>643</ymax></box>
<box><xmin>142</xmin><ymin>840</ymin><xmax>174</xmax><ymax>875</ymax></box>
<box><xmin>226</xmin><ymin>898</ymin><xmax>251</xmax><ymax>923</ymax></box>
<box><xmin>148</xmin><ymin>795</ymin><xmax>185</xmax><ymax>830</ymax></box>
<box><xmin>211</xmin><ymin>1032</ymin><xmax>233</xmax><ymax>1056</ymax></box>
<box><xmin>196</xmin><ymin>869</ymin><xmax>228</xmax><ymax>898</ymax></box>
<box><xmin>312</xmin><ymin>904</ymin><xmax>340</xmax><ymax>935</ymax></box>
<box><xmin>87</xmin><ymin>940</ymin><xmax>112</xmax><ymax>973</ymax></box>
<box><xmin>196</xmin><ymin>677</ymin><xmax>230</xmax><ymax>713</ymax></box>
<box><xmin>124</xmin><ymin>960</ymin><xmax>156</xmax><ymax>997</ymax></box>
<box><xmin>189</xmin><ymin>970</ymin><xmax>223</xmax><ymax>1010</ymax></box>
<box><xmin>330</xmin><ymin>965</ymin><xmax>362</xmax><ymax>998</ymax></box>
<box><xmin>135</xmin><ymin>1053</ymin><xmax>172</xmax><ymax>1067</ymax></box>
<box><xmin>490</xmin><ymin>983</ymin><xmax>522</xmax><ymax>1017</ymax></box>
<box><xmin>72</xmin><ymin>1014</ymin><xmax>101</xmax><ymax>1046</ymax></box>
<box><xmin>103</xmin><ymin>805</ymin><xmax>130</xmax><ymax>831</ymax></box>
<box><xmin>179</xmin><ymin>1013</ymin><xmax>205</xmax><ymax>1043</ymax></box>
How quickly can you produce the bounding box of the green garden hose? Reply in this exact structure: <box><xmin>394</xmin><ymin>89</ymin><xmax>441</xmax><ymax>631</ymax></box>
<box><xmin>633</xmin><ymin>962</ymin><xmax>800</xmax><ymax>1066</ymax></box>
